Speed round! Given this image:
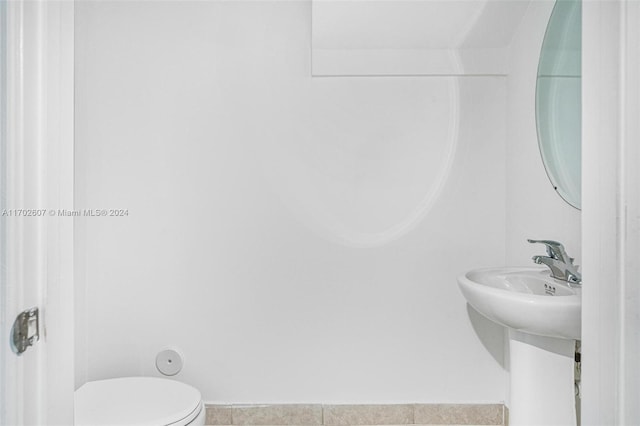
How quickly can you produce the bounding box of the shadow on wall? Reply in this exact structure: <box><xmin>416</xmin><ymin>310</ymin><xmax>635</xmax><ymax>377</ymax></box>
<box><xmin>466</xmin><ymin>304</ymin><xmax>506</xmax><ymax>369</ymax></box>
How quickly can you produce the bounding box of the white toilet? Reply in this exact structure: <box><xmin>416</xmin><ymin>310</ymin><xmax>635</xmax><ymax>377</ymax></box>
<box><xmin>75</xmin><ymin>377</ymin><xmax>205</xmax><ymax>426</ymax></box>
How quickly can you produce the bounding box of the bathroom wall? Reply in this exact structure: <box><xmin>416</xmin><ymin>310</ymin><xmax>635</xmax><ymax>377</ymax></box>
<box><xmin>74</xmin><ymin>0</ymin><xmax>508</xmax><ymax>403</ymax></box>
<box><xmin>505</xmin><ymin>1</ymin><xmax>582</xmax><ymax>266</ymax></box>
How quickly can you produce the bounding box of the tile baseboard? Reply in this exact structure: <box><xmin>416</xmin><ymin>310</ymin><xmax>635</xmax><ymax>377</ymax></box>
<box><xmin>324</xmin><ymin>404</ymin><xmax>414</xmax><ymax>425</ymax></box>
<box><xmin>205</xmin><ymin>404</ymin><xmax>507</xmax><ymax>426</ymax></box>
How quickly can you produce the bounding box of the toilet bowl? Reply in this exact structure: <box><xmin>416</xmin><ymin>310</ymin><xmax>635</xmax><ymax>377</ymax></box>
<box><xmin>75</xmin><ymin>377</ymin><xmax>205</xmax><ymax>426</ymax></box>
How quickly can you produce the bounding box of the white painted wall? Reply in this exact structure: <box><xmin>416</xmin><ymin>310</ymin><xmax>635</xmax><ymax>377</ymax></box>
<box><xmin>75</xmin><ymin>0</ymin><xmax>508</xmax><ymax>403</ymax></box>
<box><xmin>505</xmin><ymin>1</ymin><xmax>581</xmax><ymax>267</ymax></box>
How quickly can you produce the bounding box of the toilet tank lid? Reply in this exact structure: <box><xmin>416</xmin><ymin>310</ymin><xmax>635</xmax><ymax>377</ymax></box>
<box><xmin>75</xmin><ymin>377</ymin><xmax>202</xmax><ymax>426</ymax></box>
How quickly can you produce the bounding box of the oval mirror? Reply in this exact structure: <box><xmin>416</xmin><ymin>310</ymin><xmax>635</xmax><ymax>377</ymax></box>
<box><xmin>535</xmin><ymin>0</ymin><xmax>582</xmax><ymax>209</ymax></box>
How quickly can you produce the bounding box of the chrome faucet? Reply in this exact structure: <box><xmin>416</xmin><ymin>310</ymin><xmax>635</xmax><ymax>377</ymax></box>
<box><xmin>528</xmin><ymin>239</ymin><xmax>582</xmax><ymax>285</ymax></box>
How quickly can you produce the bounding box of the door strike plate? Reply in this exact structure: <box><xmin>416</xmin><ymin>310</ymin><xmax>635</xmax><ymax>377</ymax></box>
<box><xmin>11</xmin><ymin>307</ymin><xmax>40</xmax><ymax>355</ymax></box>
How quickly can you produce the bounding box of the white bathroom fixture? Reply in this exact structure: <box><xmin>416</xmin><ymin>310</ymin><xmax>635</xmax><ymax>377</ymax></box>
<box><xmin>75</xmin><ymin>377</ymin><xmax>205</xmax><ymax>426</ymax></box>
<box><xmin>458</xmin><ymin>266</ymin><xmax>581</xmax><ymax>340</ymax></box>
<box><xmin>458</xmin><ymin>266</ymin><xmax>580</xmax><ymax>426</ymax></box>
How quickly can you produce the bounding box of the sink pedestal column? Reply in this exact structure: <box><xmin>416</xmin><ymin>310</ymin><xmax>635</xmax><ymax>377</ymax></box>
<box><xmin>508</xmin><ymin>330</ymin><xmax>576</xmax><ymax>426</ymax></box>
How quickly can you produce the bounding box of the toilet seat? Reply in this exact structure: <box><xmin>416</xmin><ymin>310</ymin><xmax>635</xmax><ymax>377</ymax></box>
<box><xmin>75</xmin><ymin>377</ymin><xmax>203</xmax><ymax>426</ymax></box>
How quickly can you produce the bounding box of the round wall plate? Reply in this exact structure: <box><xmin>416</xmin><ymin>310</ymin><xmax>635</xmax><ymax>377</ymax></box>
<box><xmin>155</xmin><ymin>349</ymin><xmax>183</xmax><ymax>376</ymax></box>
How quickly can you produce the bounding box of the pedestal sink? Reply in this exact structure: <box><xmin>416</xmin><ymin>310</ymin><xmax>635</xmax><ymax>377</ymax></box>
<box><xmin>458</xmin><ymin>267</ymin><xmax>581</xmax><ymax>426</ymax></box>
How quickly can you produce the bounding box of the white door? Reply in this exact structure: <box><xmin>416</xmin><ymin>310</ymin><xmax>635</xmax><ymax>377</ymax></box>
<box><xmin>0</xmin><ymin>1</ymin><xmax>75</xmax><ymax>424</ymax></box>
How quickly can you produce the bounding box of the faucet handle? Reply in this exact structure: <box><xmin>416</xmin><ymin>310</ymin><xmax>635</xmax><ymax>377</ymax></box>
<box><xmin>527</xmin><ymin>238</ymin><xmax>564</xmax><ymax>248</ymax></box>
<box><xmin>527</xmin><ymin>239</ymin><xmax>570</xmax><ymax>262</ymax></box>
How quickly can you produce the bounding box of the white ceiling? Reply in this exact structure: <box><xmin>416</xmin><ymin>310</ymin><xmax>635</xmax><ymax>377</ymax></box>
<box><xmin>312</xmin><ymin>0</ymin><xmax>536</xmax><ymax>75</ymax></box>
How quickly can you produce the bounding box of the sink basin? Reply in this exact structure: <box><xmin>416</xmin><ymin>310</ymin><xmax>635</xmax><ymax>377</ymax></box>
<box><xmin>457</xmin><ymin>266</ymin><xmax>581</xmax><ymax>340</ymax></box>
<box><xmin>459</xmin><ymin>266</ymin><xmax>581</xmax><ymax>425</ymax></box>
